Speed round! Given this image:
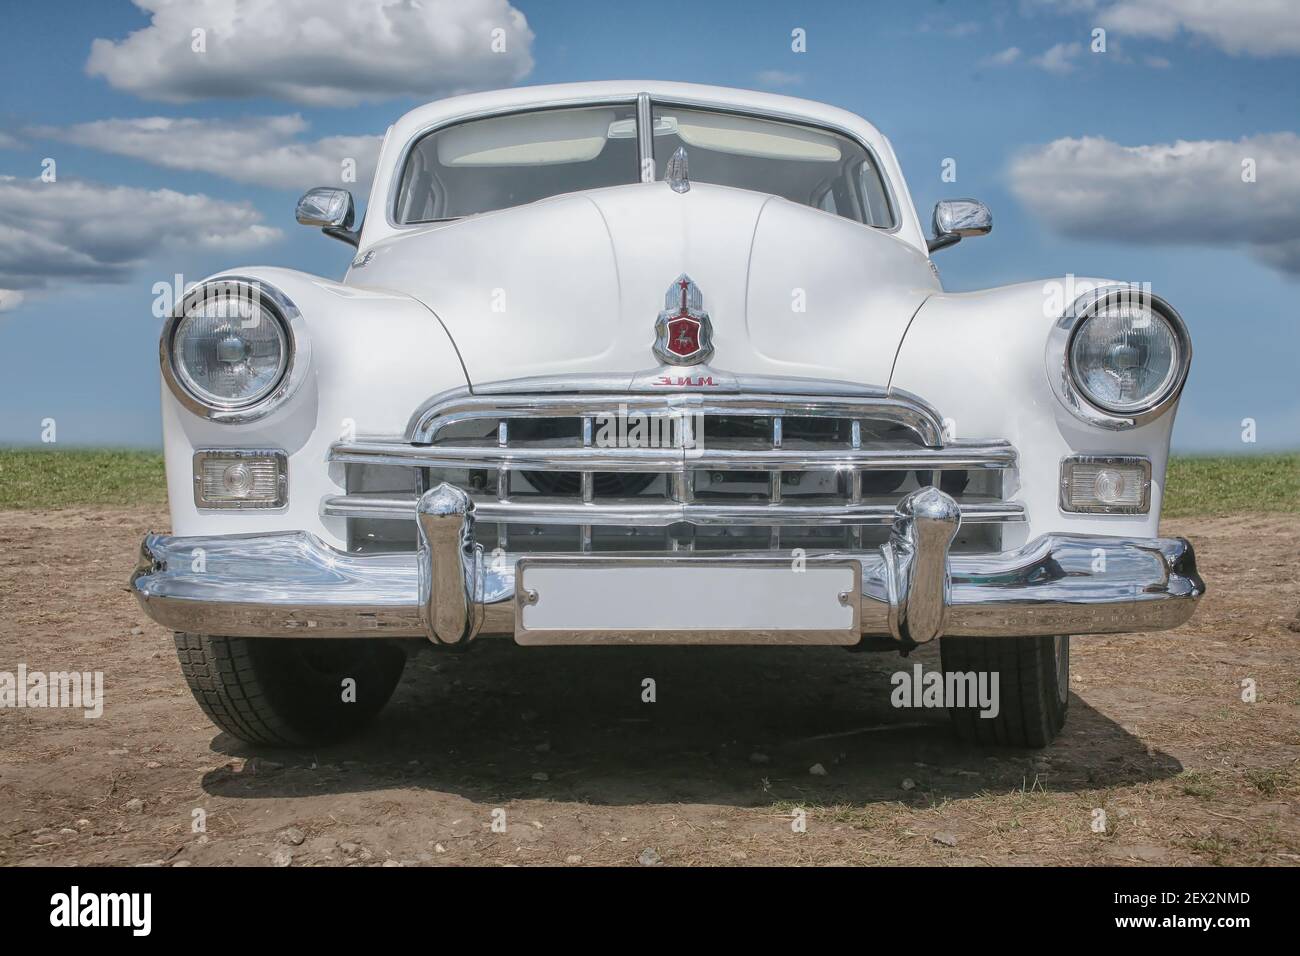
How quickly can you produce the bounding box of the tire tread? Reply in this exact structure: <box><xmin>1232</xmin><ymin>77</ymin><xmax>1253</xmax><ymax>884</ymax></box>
<box><xmin>940</xmin><ymin>635</ymin><xmax>1067</xmax><ymax>748</ymax></box>
<box><xmin>173</xmin><ymin>633</ymin><xmax>309</xmax><ymax>747</ymax></box>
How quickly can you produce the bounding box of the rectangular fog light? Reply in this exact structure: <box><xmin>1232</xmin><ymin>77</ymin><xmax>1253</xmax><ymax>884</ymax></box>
<box><xmin>1060</xmin><ymin>456</ymin><xmax>1150</xmax><ymax>514</ymax></box>
<box><xmin>194</xmin><ymin>449</ymin><xmax>288</xmax><ymax>509</ymax></box>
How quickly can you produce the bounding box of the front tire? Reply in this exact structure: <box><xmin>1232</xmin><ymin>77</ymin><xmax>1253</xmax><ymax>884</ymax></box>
<box><xmin>174</xmin><ymin>633</ymin><xmax>406</xmax><ymax>747</ymax></box>
<box><xmin>939</xmin><ymin>635</ymin><xmax>1069</xmax><ymax>748</ymax></box>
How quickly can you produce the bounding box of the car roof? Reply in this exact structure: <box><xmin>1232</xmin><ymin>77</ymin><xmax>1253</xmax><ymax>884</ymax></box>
<box><xmin>386</xmin><ymin>80</ymin><xmax>891</xmax><ymax>152</ymax></box>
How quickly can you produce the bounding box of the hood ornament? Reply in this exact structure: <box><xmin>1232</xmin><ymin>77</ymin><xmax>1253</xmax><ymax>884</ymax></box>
<box><xmin>653</xmin><ymin>273</ymin><xmax>714</xmax><ymax>366</ymax></box>
<box><xmin>665</xmin><ymin>146</ymin><xmax>690</xmax><ymax>193</ymax></box>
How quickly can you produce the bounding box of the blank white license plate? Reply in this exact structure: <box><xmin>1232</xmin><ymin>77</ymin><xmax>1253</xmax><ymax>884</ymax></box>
<box><xmin>514</xmin><ymin>557</ymin><xmax>861</xmax><ymax>645</ymax></box>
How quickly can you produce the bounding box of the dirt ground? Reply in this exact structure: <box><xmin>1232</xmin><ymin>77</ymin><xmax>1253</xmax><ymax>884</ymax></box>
<box><xmin>1</xmin><ymin>506</ymin><xmax>1296</xmax><ymax>867</ymax></box>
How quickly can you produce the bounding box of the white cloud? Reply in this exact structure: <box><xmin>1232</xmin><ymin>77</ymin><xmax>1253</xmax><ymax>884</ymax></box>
<box><xmin>753</xmin><ymin>70</ymin><xmax>803</xmax><ymax>88</ymax></box>
<box><xmin>1009</xmin><ymin>133</ymin><xmax>1300</xmax><ymax>276</ymax></box>
<box><xmin>0</xmin><ymin>176</ymin><xmax>280</xmax><ymax>306</ymax></box>
<box><xmin>1034</xmin><ymin>0</ymin><xmax>1300</xmax><ymax>56</ymax></box>
<box><xmin>34</xmin><ymin>116</ymin><xmax>382</xmax><ymax>192</ymax></box>
<box><xmin>0</xmin><ymin>131</ymin><xmax>22</xmax><ymax>150</ymax></box>
<box><xmin>0</xmin><ymin>290</ymin><xmax>24</xmax><ymax>312</ymax></box>
<box><xmin>1031</xmin><ymin>40</ymin><xmax>1085</xmax><ymax>72</ymax></box>
<box><xmin>983</xmin><ymin>46</ymin><xmax>1023</xmax><ymax>66</ymax></box>
<box><xmin>86</xmin><ymin>0</ymin><xmax>535</xmax><ymax>106</ymax></box>
<box><xmin>1100</xmin><ymin>0</ymin><xmax>1300</xmax><ymax>55</ymax></box>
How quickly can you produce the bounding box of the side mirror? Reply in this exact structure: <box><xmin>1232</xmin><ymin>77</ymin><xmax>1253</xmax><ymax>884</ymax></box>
<box><xmin>927</xmin><ymin>199</ymin><xmax>992</xmax><ymax>253</ymax></box>
<box><xmin>296</xmin><ymin>187</ymin><xmax>359</xmax><ymax>247</ymax></box>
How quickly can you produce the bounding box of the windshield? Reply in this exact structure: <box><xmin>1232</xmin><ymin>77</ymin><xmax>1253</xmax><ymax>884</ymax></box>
<box><xmin>650</xmin><ymin>105</ymin><xmax>894</xmax><ymax>228</ymax></box>
<box><xmin>395</xmin><ymin>104</ymin><xmax>640</xmax><ymax>222</ymax></box>
<box><xmin>393</xmin><ymin>101</ymin><xmax>894</xmax><ymax>228</ymax></box>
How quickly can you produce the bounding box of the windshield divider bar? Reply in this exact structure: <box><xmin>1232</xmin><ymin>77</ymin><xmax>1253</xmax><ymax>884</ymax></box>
<box><xmin>637</xmin><ymin>93</ymin><xmax>654</xmax><ymax>183</ymax></box>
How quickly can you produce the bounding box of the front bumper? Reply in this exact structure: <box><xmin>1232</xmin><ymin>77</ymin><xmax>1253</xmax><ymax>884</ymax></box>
<box><xmin>132</xmin><ymin>485</ymin><xmax>1203</xmax><ymax>646</ymax></box>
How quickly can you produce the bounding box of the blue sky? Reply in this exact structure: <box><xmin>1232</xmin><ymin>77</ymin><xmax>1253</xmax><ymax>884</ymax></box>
<box><xmin>1</xmin><ymin>0</ymin><xmax>1297</xmax><ymax>451</ymax></box>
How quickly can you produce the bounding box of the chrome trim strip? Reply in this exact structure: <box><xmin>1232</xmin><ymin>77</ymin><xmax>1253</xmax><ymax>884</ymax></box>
<box><xmin>636</xmin><ymin>92</ymin><xmax>653</xmax><ymax>182</ymax></box>
<box><xmin>329</xmin><ymin>439</ymin><xmax>1014</xmax><ymax>472</ymax></box>
<box><xmin>321</xmin><ymin>492</ymin><xmax>1026</xmax><ymax>526</ymax></box>
<box><xmin>405</xmin><ymin>387</ymin><xmax>949</xmax><ymax>446</ymax></box>
<box><xmin>334</xmin><ymin>440</ymin><xmax>681</xmax><ymax>471</ymax></box>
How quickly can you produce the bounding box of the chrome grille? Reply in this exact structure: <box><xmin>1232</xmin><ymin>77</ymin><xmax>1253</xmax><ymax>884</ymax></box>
<box><xmin>325</xmin><ymin>389</ymin><xmax>1021</xmax><ymax>554</ymax></box>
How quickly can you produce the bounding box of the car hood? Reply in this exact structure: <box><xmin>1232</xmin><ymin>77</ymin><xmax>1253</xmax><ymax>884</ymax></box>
<box><xmin>350</xmin><ymin>182</ymin><xmax>939</xmax><ymax>389</ymax></box>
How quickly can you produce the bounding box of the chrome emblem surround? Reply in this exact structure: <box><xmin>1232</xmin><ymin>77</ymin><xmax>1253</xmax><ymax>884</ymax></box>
<box><xmin>653</xmin><ymin>273</ymin><xmax>714</xmax><ymax>366</ymax></box>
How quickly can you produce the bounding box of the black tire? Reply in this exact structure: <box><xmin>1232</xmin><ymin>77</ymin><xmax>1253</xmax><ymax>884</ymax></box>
<box><xmin>939</xmin><ymin>635</ymin><xmax>1069</xmax><ymax>748</ymax></box>
<box><xmin>173</xmin><ymin>633</ymin><xmax>406</xmax><ymax>747</ymax></box>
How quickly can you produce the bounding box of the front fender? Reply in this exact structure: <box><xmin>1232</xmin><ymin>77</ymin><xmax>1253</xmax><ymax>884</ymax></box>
<box><xmin>889</xmin><ymin>278</ymin><xmax>1183</xmax><ymax>544</ymax></box>
<box><xmin>161</xmin><ymin>266</ymin><xmax>468</xmax><ymax>545</ymax></box>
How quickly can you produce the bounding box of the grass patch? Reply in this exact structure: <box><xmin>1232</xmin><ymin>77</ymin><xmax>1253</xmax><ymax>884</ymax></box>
<box><xmin>1176</xmin><ymin>769</ymin><xmax>1221</xmax><ymax>799</ymax></box>
<box><xmin>1162</xmin><ymin>453</ymin><xmax>1299</xmax><ymax>518</ymax></box>
<box><xmin>0</xmin><ymin>448</ymin><xmax>165</xmax><ymax>510</ymax></box>
<box><xmin>1188</xmin><ymin>832</ymin><xmax>1235</xmax><ymax>865</ymax></box>
<box><xmin>1243</xmin><ymin>768</ymin><xmax>1290</xmax><ymax>796</ymax></box>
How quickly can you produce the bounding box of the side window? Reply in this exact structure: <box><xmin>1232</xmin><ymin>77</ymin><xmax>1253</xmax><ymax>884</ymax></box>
<box><xmin>858</xmin><ymin>159</ymin><xmax>892</xmax><ymax>228</ymax></box>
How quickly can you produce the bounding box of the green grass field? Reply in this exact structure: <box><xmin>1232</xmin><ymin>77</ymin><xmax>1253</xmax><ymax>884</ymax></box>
<box><xmin>0</xmin><ymin>449</ymin><xmax>167</xmax><ymax>510</ymax></box>
<box><xmin>1161</xmin><ymin>453</ymin><xmax>1299</xmax><ymax>518</ymax></box>
<box><xmin>0</xmin><ymin>448</ymin><xmax>1295</xmax><ymax>516</ymax></box>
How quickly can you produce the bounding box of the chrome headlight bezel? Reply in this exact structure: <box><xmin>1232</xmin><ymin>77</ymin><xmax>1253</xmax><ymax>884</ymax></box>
<box><xmin>1047</xmin><ymin>285</ymin><xmax>1192</xmax><ymax>430</ymax></box>
<box><xmin>160</xmin><ymin>276</ymin><xmax>310</xmax><ymax>424</ymax></box>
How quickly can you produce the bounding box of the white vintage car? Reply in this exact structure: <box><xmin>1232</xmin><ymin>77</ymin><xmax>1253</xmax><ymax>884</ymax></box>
<box><xmin>131</xmin><ymin>81</ymin><xmax>1204</xmax><ymax>749</ymax></box>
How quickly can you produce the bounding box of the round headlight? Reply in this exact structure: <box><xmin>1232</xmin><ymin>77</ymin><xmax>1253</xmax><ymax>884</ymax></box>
<box><xmin>1068</xmin><ymin>296</ymin><xmax>1184</xmax><ymax>415</ymax></box>
<box><xmin>170</xmin><ymin>285</ymin><xmax>289</xmax><ymax>410</ymax></box>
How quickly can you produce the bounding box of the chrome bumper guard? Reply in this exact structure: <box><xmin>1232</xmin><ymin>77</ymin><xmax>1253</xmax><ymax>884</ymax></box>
<box><xmin>131</xmin><ymin>485</ymin><xmax>1203</xmax><ymax>646</ymax></box>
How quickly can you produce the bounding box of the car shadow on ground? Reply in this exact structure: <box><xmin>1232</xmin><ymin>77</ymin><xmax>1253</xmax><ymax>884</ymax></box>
<box><xmin>201</xmin><ymin>639</ymin><xmax>1182</xmax><ymax>808</ymax></box>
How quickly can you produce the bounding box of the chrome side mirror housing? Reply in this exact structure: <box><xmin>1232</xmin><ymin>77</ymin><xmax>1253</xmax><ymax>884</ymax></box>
<box><xmin>296</xmin><ymin>187</ymin><xmax>359</xmax><ymax>247</ymax></box>
<box><xmin>928</xmin><ymin>198</ymin><xmax>992</xmax><ymax>253</ymax></box>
